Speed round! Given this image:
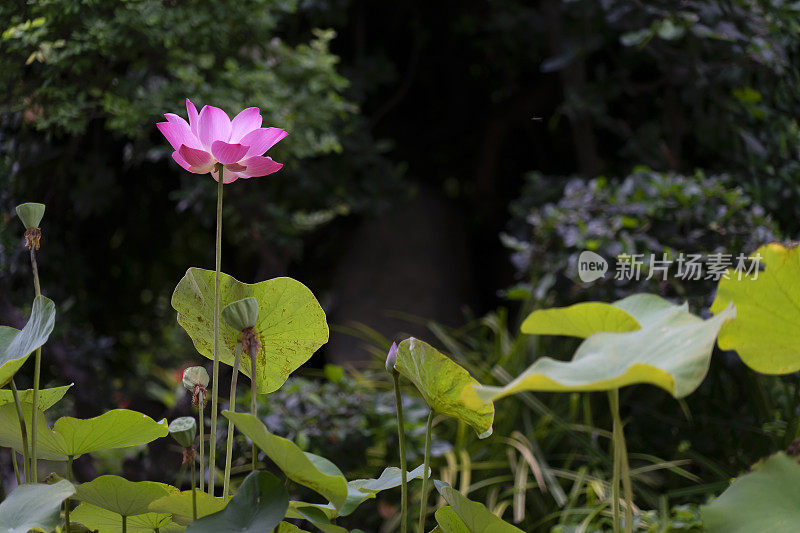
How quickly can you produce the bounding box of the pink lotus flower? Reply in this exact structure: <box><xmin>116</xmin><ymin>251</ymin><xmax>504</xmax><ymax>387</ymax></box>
<box><xmin>157</xmin><ymin>99</ymin><xmax>287</xmax><ymax>183</ymax></box>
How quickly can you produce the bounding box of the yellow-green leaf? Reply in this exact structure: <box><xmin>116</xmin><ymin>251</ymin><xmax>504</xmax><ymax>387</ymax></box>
<box><xmin>0</xmin><ymin>479</ymin><xmax>74</xmax><ymax>533</ymax></box>
<box><xmin>71</xmin><ymin>503</ymin><xmax>183</xmax><ymax>533</ymax></box>
<box><xmin>476</xmin><ymin>294</ymin><xmax>735</xmax><ymax>401</ymax></box>
<box><xmin>0</xmin><ymin>406</ymin><xmax>169</xmax><ymax>460</ymax></box>
<box><xmin>149</xmin><ymin>490</ymin><xmax>227</xmax><ymax>526</ymax></box>
<box><xmin>392</xmin><ymin>338</ymin><xmax>494</xmax><ymax>438</ymax></box>
<box><xmin>74</xmin><ymin>475</ymin><xmax>179</xmax><ymax>517</ymax></box>
<box><xmin>710</xmin><ymin>243</ymin><xmax>800</xmax><ymax>374</ymax></box>
<box><xmin>171</xmin><ymin>268</ymin><xmax>329</xmax><ymax>394</ymax></box>
<box><xmin>521</xmin><ymin>302</ymin><xmax>640</xmax><ymax>338</ymax></box>
<box><xmin>435</xmin><ymin>481</ymin><xmax>522</xmax><ymax>532</ymax></box>
<box><xmin>0</xmin><ymin>384</ymin><xmax>72</xmax><ymax>411</ymax></box>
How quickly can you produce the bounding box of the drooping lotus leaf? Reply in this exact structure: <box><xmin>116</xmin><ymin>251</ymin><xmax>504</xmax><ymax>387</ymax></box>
<box><xmin>475</xmin><ymin>294</ymin><xmax>736</xmax><ymax>401</ymax></box>
<box><xmin>171</xmin><ymin>268</ymin><xmax>329</xmax><ymax>394</ymax></box>
<box><xmin>75</xmin><ymin>475</ymin><xmax>179</xmax><ymax>517</ymax></box>
<box><xmin>0</xmin><ymin>479</ymin><xmax>74</xmax><ymax>533</ymax></box>
<box><xmin>186</xmin><ymin>471</ymin><xmax>288</xmax><ymax>533</ymax></box>
<box><xmin>0</xmin><ymin>406</ymin><xmax>169</xmax><ymax>460</ymax></box>
<box><xmin>710</xmin><ymin>243</ymin><xmax>800</xmax><ymax>374</ymax></box>
<box><xmin>71</xmin><ymin>503</ymin><xmax>184</xmax><ymax>533</ymax></box>
<box><xmin>0</xmin><ymin>384</ymin><xmax>72</xmax><ymax>411</ymax></box>
<box><xmin>435</xmin><ymin>481</ymin><xmax>523</xmax><ymax>533</ymax></box>
<box><xmin>0</xmin><ymin>295</ymin><xmax>56</xmax><ymax>387</ymax></box>
<box><xmin>284</xmin><ymin>505</ymin><xmax>347</xmax><ymax>533</ymax></box>
<box><xmin>435</xmin><ymin>506</ymin><xmax>470</xmax><ymax>533</ymax></box>
<box><xmin>701</xmin><ymin>452</ymin><xmax>800</xmax><ymax>532</ymax></box>
<box><xmin>149</xmin><ymin>490</ymin><xmax>227</xmax><ymax>526</ymax></box>
<box><xmin>391</xmin><ymin>337</ymin><xmax>494</xmax><ymax>438</ymax></box>
<box><xmin>224</xmin><ymin>411</ymin><xmax>348</xmax><ymax>510</ymax></box>
<box><xmin>287</xmin><ymin>464</ymin><xmax>429</xmax><ymax>518</ymax></box>
<box><xmin>339</xmin><ymin>464</ymin><xmax>429</xmax><ymax>516</ymax></box>
<box><xmin>521</xmin><ymin>302</ymin><xmax>641</xmax><ymax>338</ymax></box>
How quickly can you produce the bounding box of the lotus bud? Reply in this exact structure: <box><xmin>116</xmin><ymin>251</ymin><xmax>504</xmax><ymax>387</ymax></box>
<box><xmin>15</xmin><ymin>203</ymin><xmax>45</xmax><ymax>230</ymax></box>
<box><xmin>222</xmin><ymin>297</ymin><xmax>259</xmax><ymax>331</ymax></box>
<box><xmin>385</xmin><ymin>342</ymin><xmax>399</xmax><ymax>374</ymax></box>
<box><xmin>168</xmin><ymin>416</ymin><xmax>197</xmax><ymax>448</ymax></box>
<box><xmin>182</xmin><ymin>366</ymin><xmax>209</xmax><ymax>392</ymax></box>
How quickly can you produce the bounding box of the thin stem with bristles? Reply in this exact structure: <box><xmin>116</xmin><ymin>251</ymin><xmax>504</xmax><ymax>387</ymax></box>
<box><xmin>208</xmin><ymin>164</ymin><xmax>224</xmax><ymax>496</ymax></box>
<box><xmin>250</xmin><ymin>343</ymin><xmax>258</xmax><ymax>471</ymax></box>
<box><xmin>11</xmin><ymin>451</ymin><xmax>20</xmax><ymax>485</ymax></box>
<box><xmin>609</xmin><ymin>388</ymin><xmax>633</xmax><ymax>533</ymax></box>
<box><xmin>29</xmin><ymin>245</ymin><xmax>42</xmax><ymax>483</ymax></box>
<box><xmin>393</xmin><ymin>372</ymin><xmax>408</xmax><ymax>533</ymax></box>
<box><xmin>191</xmin><ymin>451</ymin><xmax>197</xmax><ymax>521</ymax></box>
<box><xmin>10</xmin><ymin>380</ymin><xmax>29</xmax><ymax>483</ymax></box>
<box><xmin>417</xmin><ymin>409</ymin><xmax>434</xmax><ymax>533</ymax></box>
<box><xmin>223</xmin><ymin>341</ymin><xmax>241</xmax><ymax>501</ymax></box>
<box><xmin>198</xmin><ymin>390</ymin><xmax>205</xmax><ymax>493</ymax></box>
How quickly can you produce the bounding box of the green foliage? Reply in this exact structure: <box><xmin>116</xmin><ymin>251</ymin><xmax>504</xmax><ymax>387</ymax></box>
<box><xmin>481</xmin><ymin>294</ymin><xmax>734</xmax><ymax>400</ymax></box>
<box><xmin>392</xmin><ymin>337</ymin><xmax>494</xmax><ymax>438</ymax></box>
<box><xmin>505</xmin><ymin>169</ymin><xmax>779</xmax><ymax>309</ymax></box>
<box><xmin>0</xmin><ymin>480</ymin><xmax>74</xmax><ymax>533</ymax></box>
<box><xmin>0</xmin><ymin>383</ymin><xmax>71</xmax><ymax>411</ymax></box>
<box><xmin>171</xmin><ymin>268</ymin><xmax>329</xmax><ymax>394</ymax></box>
<box><xmin>711</xmin><ymin>242</ymin><xmax>800</xmax><ymax>374</ymax></box>
<box><xmin>701</xmin><ymin>453</ymin><xmax>800</xmax><ymax>533</ymax></box>
<box><xmin>0</xmin><ymin>406</ymin><xmax>168</xmax><ymax>460</ymax></box>
<box><xmin>0</xmin><ymin>296</ymin><xmax>55</xmax><ymax>387</ymax></box>
<box><xmin>74</xmin><ymin>475</ymin><xmax>178</xmax><ymax>518</ymax></box>
<box><xmin>149</xmin><ymin>491</ymin><xmax>227</xmax><ymax>526</ymax></box>
<box><xmin>71</xmin><ymin>502</ymin><xmax>181</xmax><ymax>533</ymax></box>
<box><xmin>224</xmin><ymin>411</ymin><xmax>349</xmax><ymax>510</ymax></box>
<box><xmin>521</xmin><ymin>302</ymin><xmax>640</xmax><ymax>338</ymax></box>
<box><xmin>186</xmin><ymin>471</ymin><xmax>288</xmax><ymax>533</ymax></box>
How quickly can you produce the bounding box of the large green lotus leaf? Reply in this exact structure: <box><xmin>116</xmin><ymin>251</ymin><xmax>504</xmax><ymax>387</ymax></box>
<box><xmin>277</xmin><ymin>523</ymin><xmax>311</xmax><ymax>533</ymax></box>
<box><xmin>435</xmin><ymin>481</ymin><xmax>523</xmax><ymax>533</ymax></box>
<box><xmin>71</xmin><ymin>503</ymin><xmax>183</xmax><ymax>533</ymax></box>
<box><xmin>391</xmin><ymin>338</ymin><xmax>494</xmax><ymax>438</ymax></box>
<box><xmin>149</xmin><ymin>490</ymin><xmax>227</xmax><ymax>526</ymax></box>
<box><xmin>171</xmin><ymin>268</ymin><xmax>329</xmax><ymax>394</ymax></box>
<box><xmin>710</xmin><ymin>243</ymin><xmax>800</xmax><ymax>374</ymax></box>
<box><xmin>284</xmin><ymin>506</ymin><xmax>347</xmax><ymax>533</ymax></box>
<box><xmin>75</xmin><ymin>475</ymin><xmax>179</xmax><ymax>516</ymax></box>
<box><xmin>186</xmin><ymin>471</ymin><xmax>288</xmax><ymax>533</ymax></box>
<box><xmin>0</xmin><ymin>296</ymin><xmax>56</xmax><ymax>387</ymax></box>
<box><xmin>0</xmin><ymin>406</ymin><xmax>169</xmax><ymax>460</ymax></box>
<box><xmin>435</xmin><ymin>506</ymin><xmax>470</xmax><ymax>533</ymax></box>
<box><xmin>224</xmin><ymin>411</ymin><xmax>348</xmax><ymax>510</ymax></box>
<box><xmin>521</xmin><ymin>301</ymin><xmax>641</xmax><ymax>338</ymax></box>
<box><xmin>701</xmin><ymin>452</ymin><xmax>800</xmax><ymax>532</ymax></box>
<box><xmin>0</xmin><ymin>384</ymin><xmax>72</xmax><ymax>412</ymax></box>
<box><xmin>0</xmin><ymin>479</ymin><xmax>74</xmax><ymax>533</ymax></box>
<box><xmin>475</xmin><ymin>294</ymin><xmax>735</xmax><ymax>401</ymax></box>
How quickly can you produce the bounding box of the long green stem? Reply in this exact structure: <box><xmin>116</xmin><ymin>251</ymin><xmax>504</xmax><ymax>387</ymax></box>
<box><xmin>393</xmin><ymin>373</ymin><xmax>408</xmax><ymax>533</ymax></box>
<box><xmin>29</xmin><ymin>245</ymin><xmax>41</xmax><ymax>483</ymax></box>
<box><xmin>11</xmin><ymin>452</ymin><xmax>20</xmax><ymax>485</ymax></box>
<box><xmin>209</xmin><ymin>164</ymin><xmax>224</xmax><ymax>496</ymax></box>
<box><xmin>65</xmin><ymin>455</ymin><xmax>74</xmax><ymax>532</ymax></box>
<box><xmin>609</xmin><ymin>389</ymin><xmax>633</xmax><ymax>533</ymax></box>
<box><xmin>417</xmin><ymin>409</ymin><xmax>434</xmax><ymax>533</ymax></box>
<box><xmin>191</xmin><ymin>452</ymin><xmax>197</xmax><ymax>521</ymax></box>
<box><xmin>10</xmin><ymin>380</ymin><xmax>29</xmax><ymax>483</ymax></box>
<box><xmin>250</xmin><ymin>344</ymin><xmax>258</xmax><ymax>471</ymax></box>
<box><xmin>198</xmin><ymin>390</ymin><xmax>205</xmax><ymax>493</ymax></box>
<box><xmin>223</xmin><ymin>341</ymin><xmax>241</xmax><ymax>501</ymax></box>
<box><xmin>122</xmin><ymin>515</ymin><xmax>127</xmax><ymax>533</ymax></box>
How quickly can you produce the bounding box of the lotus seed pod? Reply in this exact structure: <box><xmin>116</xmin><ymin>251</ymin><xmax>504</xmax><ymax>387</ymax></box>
<box><xmin>182</xmin><ymin>366</ymin><xmax>209</xmax><ymax>391</ymax></box>
<box><xmin>168</xmin><ymin>416</ymin><xmax>197</xmax><ymax>448</ymax></box>
<box><xmin>385</xmin><ymin>342</ymin><xmax>399</xmax><ymax>374</ymax></box>
<box><xmin>15</xmin><ymin>203</ymin><xmax>45</xmax><ymax>230</ymax></box>
<box><xmin>222</xmin><ymin>297</ymin><xmax>259</xmax><ymax>331</ymax></box>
